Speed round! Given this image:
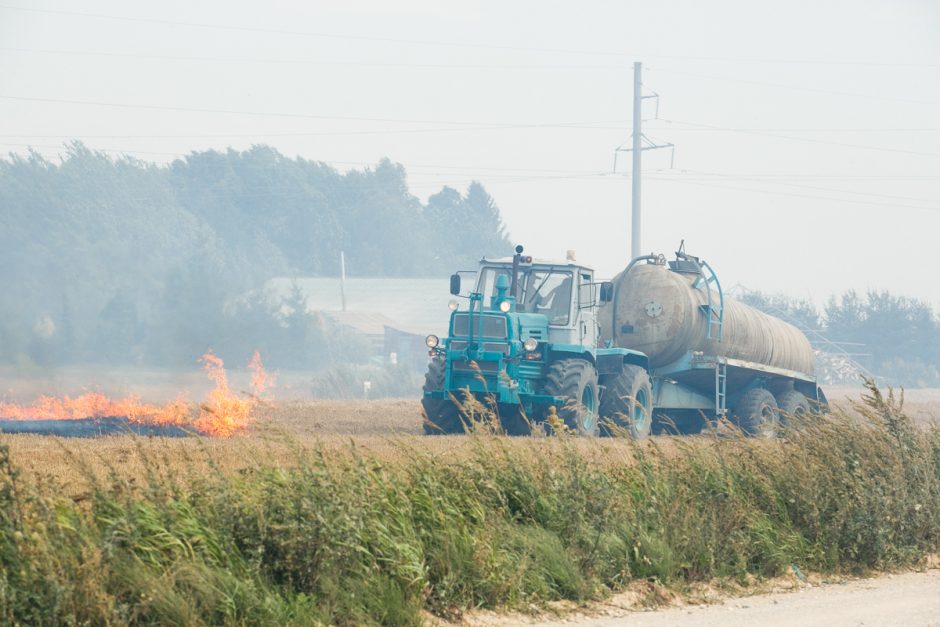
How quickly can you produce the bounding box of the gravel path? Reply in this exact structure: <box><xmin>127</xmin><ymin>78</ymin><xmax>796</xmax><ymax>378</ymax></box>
<box><xmin>528</xmin><ymin>570</ymin><xmax>940</xmax><ymax>627</ymax></box>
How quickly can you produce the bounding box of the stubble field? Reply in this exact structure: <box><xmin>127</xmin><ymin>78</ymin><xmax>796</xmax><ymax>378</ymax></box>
<box><xmin>5</xmin><ymin>384</ymin><xmax>939</xmax><ymax>497</ymax></box>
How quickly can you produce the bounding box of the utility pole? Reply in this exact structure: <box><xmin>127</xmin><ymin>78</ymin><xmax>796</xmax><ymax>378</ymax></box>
<box><xmin>613</xmin><ymin>61</ymin><xmax>675</xmax><ymax>261</ymax></box>
<box><xmin>631</xmin><ymin>62</ymin><xmax>643</xmax><ymax>260</ymax></box>
<box><xmin>339</xmin><ymin>251</ymin><xmax>347</xmax><ymax>312</ymax></box>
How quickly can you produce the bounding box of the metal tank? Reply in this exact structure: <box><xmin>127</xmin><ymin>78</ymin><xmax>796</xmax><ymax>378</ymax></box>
<box><xmin>598</xmin><ymin>258</ymin><xmax>815</xmax><ymax>376</ymax></box>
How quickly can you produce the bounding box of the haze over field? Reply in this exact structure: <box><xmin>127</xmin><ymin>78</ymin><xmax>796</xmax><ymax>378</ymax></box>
<box><xmin>1</xmin><ymin>1</ymin><xmax>938</xmax><ymax>301</ymax></box>
<box><xmin>1</xmin><ymin>1</ymin><xmax>939</xmax><ymax>389</ymax></box>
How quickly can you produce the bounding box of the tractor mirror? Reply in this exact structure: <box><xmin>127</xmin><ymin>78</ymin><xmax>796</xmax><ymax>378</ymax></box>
<box><xmin>599</xmin><ymin>282</ymin><xmax>614</xmax><ymax>303</ymax></box>
<box><xmin>449</xmin><ymin>274</ymin><xmax>461</xmax><ymax>295</ymax></box>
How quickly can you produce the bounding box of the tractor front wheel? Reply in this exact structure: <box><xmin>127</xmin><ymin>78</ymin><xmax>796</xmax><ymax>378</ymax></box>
<box><xmin>543</xmin><ymin>359</ymin><xmax>600</xmax><ymax>436</ymax></box>
<box><xmin>421</xmin><ymin>356</ymin><xmax>465</xmax><ymax>435</ymax></box>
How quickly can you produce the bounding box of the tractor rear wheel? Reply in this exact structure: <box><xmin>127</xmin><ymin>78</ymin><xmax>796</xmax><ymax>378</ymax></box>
<box><xmin>543</xmin><ymin>359</ymin><xmax>600</xmax><ymax>436</ymax></box>
<box><xmin>421</xmin><ymin>356</ymin><xmax>465</xmax><ymax>435</ymax></box>
<box><xmin>599</xmin><ymin>365</ymin><xmax>653</xmax><ymax>439</ymax></box>
<box><xmin>732</xmin><ymin>388</ymin><xmax>779</xmax><ymax>437</ymax></box>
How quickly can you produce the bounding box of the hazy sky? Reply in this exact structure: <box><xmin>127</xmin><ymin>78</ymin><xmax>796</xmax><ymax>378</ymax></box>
<box><xmin>2</xmin><ymin>1</ymin><xmax>939</xmax><ymax>306</ymax></box>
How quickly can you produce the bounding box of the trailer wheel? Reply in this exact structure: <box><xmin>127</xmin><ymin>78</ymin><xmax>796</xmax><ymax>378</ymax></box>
<box><xmin>776</xmin><ymin>390</ymin><xmax>810</xmax><ymax>428</ymax></box>
<box><xmin>599</xmin><ymin>365</ymin><xmax>653</xmax><ymax>439</ymax></box>
<box><xmin>421</xmin><ymin>356</ymin><xmax>466</xmax><ymax>435</ymax></box>
<box><xmin>544</xmin><ymin>359</ymin><xmax>600</xmax><ymax>436</ymax></box>
<box><xmin>732</xmin><ymin>388</ymin><xmax>779</xmax><ymax>437</ymax></box>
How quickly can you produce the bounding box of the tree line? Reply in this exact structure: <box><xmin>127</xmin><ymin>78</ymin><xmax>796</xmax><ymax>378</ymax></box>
<box><xmin>0</xmin><ymin>143</ymin><xmax>510</xmax><ymax>369</ymax></box>
<box><xmin>739</xmin><ymin>289</ymin><xmax>940</xmax><ymax>387</ymax></box>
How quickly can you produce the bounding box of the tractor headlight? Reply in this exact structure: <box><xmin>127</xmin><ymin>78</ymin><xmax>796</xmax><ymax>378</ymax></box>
<box><xmin>425</xmin><ymin>334</ymin><xmax>440</xmax><ymax>349</ymax></box>
<box><xmin>447</xmin><ymin>299</ymin><xmax>458</xmax><ymax>311</ymax></box>
<box><xmin>523</xmin><ymin>337</ymin><xmax>538</xmax><ymax>352</ymax></box>
<box><xmin>499</xmin><ymin>301</ymin><xmax>511</xmax><ymax>313</ymax></box>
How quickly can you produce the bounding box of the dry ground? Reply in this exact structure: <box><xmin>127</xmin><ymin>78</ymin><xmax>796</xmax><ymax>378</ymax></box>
<box><xmin>2</xmin><ymin>398</ymin><xmax>653</xmax><ymax>496</ymax></box>
<box><xmin>4</xmin><ymin>382</ymin><xmax>939</xmax><ymax>496</ymax></box>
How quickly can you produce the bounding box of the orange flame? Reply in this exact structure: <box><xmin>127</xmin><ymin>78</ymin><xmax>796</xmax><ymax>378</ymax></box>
<box><xmin>193</xmin><ymin>352</ymin><xmax>256</xmax><ymax>437</ymax></box>
<box><xmin>0</xmin><ymin>352</ymin><xmax>271</xmax><ymax>437</ymax></box>
<box><xmin>247</xmin><ymin>350</ymin><xmax>273</xmax><ymax>395</ymax></box>
<box><xmin>0</xmin><ymin>392</ymin><xmax>189</xmax><ymax>425</ymax></box>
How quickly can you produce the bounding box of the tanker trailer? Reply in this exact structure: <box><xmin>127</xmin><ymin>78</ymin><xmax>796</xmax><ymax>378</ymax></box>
<box><xmin>598</xmin><ymin>247</ymin><xmax>827</xmax><ymax>436</ymax></box>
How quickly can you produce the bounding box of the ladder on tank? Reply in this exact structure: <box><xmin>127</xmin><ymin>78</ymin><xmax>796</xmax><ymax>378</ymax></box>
<box><xmin>676</xmin><ymin>244</ymin><xmax>725</xmax><ymax>341</ymax></box>
<box><xmin>714</xmin><ymin>358</ymin><xmax>728</xmax><ymax>417</ymax></box>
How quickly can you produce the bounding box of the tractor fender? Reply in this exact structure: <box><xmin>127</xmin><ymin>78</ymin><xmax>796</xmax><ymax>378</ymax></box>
<box><xmin>547</xmin><ymin>344</ymin><xmax>596</xmax><ymax>366</ymax></box>
<box><xmin>595</xmin><ymin>348</ymin><xmax>650</xmax><ymax>377</ymax></box>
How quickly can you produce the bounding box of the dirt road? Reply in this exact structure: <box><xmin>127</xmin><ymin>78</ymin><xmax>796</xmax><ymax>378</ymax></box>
<box><xmin>525</xmin><ymin>570</ymin><xmax>940</xmax><ymax>627</ymax></box>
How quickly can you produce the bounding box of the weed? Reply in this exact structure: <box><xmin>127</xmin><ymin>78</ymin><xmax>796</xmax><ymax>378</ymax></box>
<box><xmin>0</xmin><ymin>380</ymin><xmax>937</xmax><ymax>624</ymax></box>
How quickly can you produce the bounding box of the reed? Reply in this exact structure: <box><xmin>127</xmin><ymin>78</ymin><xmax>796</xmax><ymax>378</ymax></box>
<box><xmin>0</xmin><ymin>380</ymin><xmax>937</xmax><ymax>625</ymax></box>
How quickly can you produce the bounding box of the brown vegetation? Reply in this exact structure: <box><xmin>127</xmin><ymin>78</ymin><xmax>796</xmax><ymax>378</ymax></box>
<box><xmin>0</xmin><ymin>383</ymin><xmax>938</xmax><ymax>624</ymax></box>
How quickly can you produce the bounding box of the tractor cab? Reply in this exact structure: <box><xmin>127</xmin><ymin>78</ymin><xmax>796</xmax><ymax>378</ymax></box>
<box><xmin>472</xmin><ymin>251</ymin><xmax>595</xmax><ymax>341</ymax></box>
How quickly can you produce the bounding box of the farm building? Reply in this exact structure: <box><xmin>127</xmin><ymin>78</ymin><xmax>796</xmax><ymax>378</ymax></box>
<box><xmin>265</xmin><ymin>277</ymin><xmax>451</xmax><ymax>369</ymax></box>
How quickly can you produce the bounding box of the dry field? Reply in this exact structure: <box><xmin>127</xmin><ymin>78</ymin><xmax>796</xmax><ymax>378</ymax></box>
<box><xmin>826</xmin><ymin>384</ymin><xmax>940</xmax><ymax>425</ymax></box>
<box><xmin>1</xmin><ymin>399</ymin><xmax>649</xmax><ymax>495</ymax></box>
<box><xmin>4</xmin><ymin>383</ymin><xmax>940</xmax><ymax>496</ymax></box>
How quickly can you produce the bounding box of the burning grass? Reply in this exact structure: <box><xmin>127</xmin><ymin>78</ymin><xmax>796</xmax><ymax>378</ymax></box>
<box><xmin>0</xmin><ymin>352</ymin><xmax>269</xmax><ymax>437</ymax></box>
<box><xmin>0</xmin><ymin>381</ymin><xmax>938</xmax><ymax>625</ymax></box>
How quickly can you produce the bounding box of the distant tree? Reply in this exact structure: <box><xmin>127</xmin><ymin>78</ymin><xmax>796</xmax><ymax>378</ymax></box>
<box><xmin>0</xmin><ymin>143</ymin><xmax>512</xmax><ymax>367</ymax></box>
<box><xmin>426</xmin><ymin>182</ymin><xmax>511</xmax><ymax>268</ymax></box>
<box><xmin>736</xmin><ymin>289</ymin><xmax>821</xmax><ymax>330</ymax></box>
<box><xmin>825</xmin><ymin>290</ymin><xmax>940</xmax><ymax>370</ymax></box>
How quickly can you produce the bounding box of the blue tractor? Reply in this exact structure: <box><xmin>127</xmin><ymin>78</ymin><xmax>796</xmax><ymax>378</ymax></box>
<box><xmin>422</xmin><ymin>245</ymin><xmax>653</xmax><ymax>436</ymax></box>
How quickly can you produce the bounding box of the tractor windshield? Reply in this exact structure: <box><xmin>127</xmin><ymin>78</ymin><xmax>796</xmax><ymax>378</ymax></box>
<box><xmin>477</xmin><ymin>267</ymin><xmax>573</xmax><ymax>325</ymax></box>
<box><xmin>520</xmin><ymin>270</ymin><xmax>572</xmax><ymax>325</ymax></box>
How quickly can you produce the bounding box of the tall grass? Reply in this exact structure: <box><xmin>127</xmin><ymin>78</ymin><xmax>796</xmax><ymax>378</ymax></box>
<box><xmin>1</xmin><ymin>381</ymin><xmax>938</xmax><ymax>625</ymax></box>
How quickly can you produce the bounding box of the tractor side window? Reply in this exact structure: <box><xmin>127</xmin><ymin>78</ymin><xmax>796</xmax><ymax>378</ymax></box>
<box><xmin>523</xmin><ymin>271</ymin><xmax>572</xmax><ymax>325</ymax></box>
<box><xmin>578</xmin><ymin>272</ymin><xmax>594</xmax><ymax>308</ymax></box>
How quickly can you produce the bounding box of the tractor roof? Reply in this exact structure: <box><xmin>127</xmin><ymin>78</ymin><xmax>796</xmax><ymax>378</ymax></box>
<box><xmin>481</xmin><ymin>256</ymin><xmax>592</xmax><ymax>269</ymax></box>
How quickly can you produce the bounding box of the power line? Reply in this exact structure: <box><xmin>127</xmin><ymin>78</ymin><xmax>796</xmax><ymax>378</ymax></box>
<box><xmin>648</xmin><ymin>175</ymin><xmax>940</xmax><ymax>213</ymax></box>
<box><xmin>649</xmin><ymin>67</ymin><xmax>940</xmax><ymax>107</ymax></box>
<box><xmin>0</xmin><ymin>127</ymin><xmax>624</xmax><ymax>140</ymax></box>
<box><xmin>6</xmin><ymin>140</ymin><xmax>938</xmax><ymax>211</ymax></box>
<box><xmin>0</xmin><ymin>4</ymin><xmax>629</xmax><ymax>57</ymax></box>
<box><xmin>642</xmin><ymin>126</ymin><xmax>940</xmax><ymax>133</ymax></box>
<box><xmin>0</xmin><ymin>141</ymin><xmax>613</xmax><ymax>177</ymax></box>
<box><xmin>5</xmin><ymin>142</ymin><xmax>935</xmax><ymax>183</ymax></box>
<box><xmin>0</xmin><ymin>94</ymin><xmax>503</xmax><ymax>125</ymax></box>
<box><xmin>0</xmin><ymin>123</ymin><xmax>628</xmax><ymax>139</ymax></box>
<box><xmin>0</xmin><ymin>93</ymin><xmax>632</xmax><ymax>130</ymax></box>
<box><xmin>1</xmin><ymin>4</ymin><xmax>937</xmax><ymax>68</ymax></box>
<box><xmin>5</xmin><ymin>92</ymin><xmax>933</xmax><ymax>158</ymax></box>
<box><xmin>658</xmin><ymin>169</ymin><xmax>940</xmax><ymax>207</ymax></box>
<box><xmin>649</xmin><ymin>169</ymin><xmax>940</xmax><ymax>180</ymax></box>
<box><xmin>5</xmin><ymin>125</ymin><xmax>939</xmax><ymax>141</ymax></box>
<box><xmin>0</xmin><ymin>46</ymin><xmax>627</xmax><ymax>70</ymax></box>
<box><xmin>660</xmin><ymin>118</ymin><xmax>940</xmax><ymax>158</ymax></box>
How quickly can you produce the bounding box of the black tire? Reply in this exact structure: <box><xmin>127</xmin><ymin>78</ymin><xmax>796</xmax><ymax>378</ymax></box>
<box><xmin>543</xmin><ymin>359</ymin><xmax>600</xmax><ymax>436</ymax></box>
<box><xmin>599</xmin><ymin>365</ymin><xmax>653</xmax><ymax>438</ymax></box>
<box><xmin>498</xmin><ymin>405</ymin><xmax>532</xmax><ymax>436</ymax></box>
<box><xmin>420</xmin><ymin>356</ymin><xmax>465</xmax><ymax>435</ymax></box>
<box><xmin>776</xmin><ymin>390</ymin><xmax>810</xmax><ymax>428</ymax></box>
<box><xmin>732</xmin><ymin>388</ymin><xmax>779</xmax><ymax>437</ymax></box>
